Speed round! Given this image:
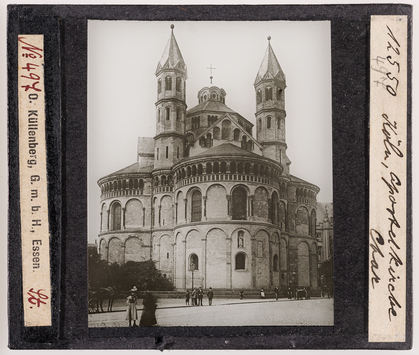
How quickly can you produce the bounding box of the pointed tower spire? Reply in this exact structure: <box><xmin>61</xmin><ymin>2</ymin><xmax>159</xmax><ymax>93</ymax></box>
<box><xmin>254</xmin><ymin>36</ymin><xmax>290</xmax><ymax>174</ymax></box>
<box><xmin>154</xmin><ymin>24</ymin><xmax>187</xmax><ymax>170</ymax></box>
<box><xmin>254</xmin><ymin>36</ymin><xmax>285</xmax><ymax>85</ymax></box>
<box><xmin>156</xmin><ymin>24</ymin><xmax>187</xmax><ymax>77</ymax></box>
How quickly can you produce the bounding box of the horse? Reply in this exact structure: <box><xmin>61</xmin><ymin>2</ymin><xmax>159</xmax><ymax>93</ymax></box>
<box><xmin>89</xmin><ymin>286</ymin><xmax>118</xmax><ymax>312</ymax></box>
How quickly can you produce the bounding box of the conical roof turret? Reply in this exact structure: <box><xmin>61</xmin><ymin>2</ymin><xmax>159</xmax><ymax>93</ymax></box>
<box><xmin>156</xmin><ymin>24</ymin><xmax>187</xmax><ymax>77</ymax></box>
<box><xmin>254</xmin><ymin>37</ymin><xmax>285</xmax><ymax>85</ymax></box>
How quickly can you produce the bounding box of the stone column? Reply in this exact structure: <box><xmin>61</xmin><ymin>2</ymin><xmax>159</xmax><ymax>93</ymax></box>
<box><xmin>175</xmin><ymin>203</ymin><xmax>178</xmax><ymax>224</ymax></box>
<box><xmin>201</xmin><ymin>238</ymin><xmax>207</xmax><ymax>288</ymax></box>
<box><xmin>142</xmin><ymin>208</ymin><xmax>146</xmax><ymax>227</ymax></box>
<box><xmin>173</xmin><ymin>241</ymin><xmax>177</xmax><ymax>287</ymax></box>
<box><xmin>249</xmin><ymin>195</ymin><xmax>255</xmax><ymax>220</ymax></box>
<box><xmin>269</xmin><ymin>238</ymin><xmax>273</xmax><ymax>286</ymax></box>
<box><xmin>267</xmin><ymin>198</ymin><xmax>272</xmax><ymax>223</ymax></box>
<box><xmin>251</xmin><ymin>236</ymin><xmax>257</xmax><ymax>289</ymax></box>
<box><xmin>151</xmin><ymin>203</ymin><xmax>154</xmax><ymax>227</ymax></box>
<box><xmin>172</xmin><ymin>203</ymin><xmax>175</xmax><ymax>226</ymax></box>
<box><xmin>226</xmin><ymin>237</ymin><xmax>232</xmax><ymax>289</ymax></box>
<box><xmin>121</xmin><ymin>241</ymin><xmax>126</xmax><ymax>264</ymax></box>
<box><xmin>156</xmin><ymin>242</ymin><xmax>161</xmax><ymax>269</ymax></box>
<box><xmin>158</xmin><ymin>205</ymin><xmax>161</xmax><ymax>227</ymax></box>
<box><xmin>183</xmin><ymin>198</ymin><xmax>188</xmax><ymax>223</ymax></box>
<box><xmin>104</xmin><ymin>243</ymin><xmax>109</xmax><ymax>263</ymax></box>
<box><xmin>182</xmin><ymin>240</ymin><xmax>187</xmax><ymax>289</ymax></box>
<box><xmin>100</xmin><ymin>212</ymin><xmax>103</xmax><ymax>232</ymax></box>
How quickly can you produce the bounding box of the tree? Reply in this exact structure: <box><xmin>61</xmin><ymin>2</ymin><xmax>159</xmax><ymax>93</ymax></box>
<box><xmin>117</xmin><ymin>260</ymin><xmax>174</xmax><ymax>291</ymax></box>
<box><xmin>88</xmin><ymin>247</ymin><xmax>174</xmax><ymax>291</ymax></box>
<box><xmin>88</xmin><ymin>245</ymin><xmax>113</xmax><ymax>290</ymax></box>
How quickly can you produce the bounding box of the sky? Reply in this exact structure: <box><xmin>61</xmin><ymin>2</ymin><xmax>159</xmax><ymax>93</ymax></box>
<box><xmin>88</xmin><ymin>20</ymin><xmax>333</xmax><ymax>243</ymax></box>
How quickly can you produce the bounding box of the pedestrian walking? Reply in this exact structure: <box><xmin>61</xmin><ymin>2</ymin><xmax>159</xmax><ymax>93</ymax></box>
<box><xmin>207</xmin><ymin>287</ymin><xmax>214</xmax><ymax>306</ymax></box>
<box><xmin>191</xmin><ymin>288</ymin><xmax>196</xmax><ymax>306</ymax></box>
<box><xmin>185</xmin><ymin>290</ymin><xmax>190</xmax><ymax>305</ymax></box>
<box><xmin>260</xmin><ymin>288</ymin><xmax>265</xmax><ymax>299</ymax></box>
<box><xmin>274</xmin><ymin>286</ymin><xmax>279</xmax><ymax>301</ymax></box>
<box><xmin>239</xmin><ymin>290</ymin><xmax>244</xmax><ymax>300</ymax></box>
<box><xmin>198</xmin><ymin>287</ymin><xmax>203</xmax><ymax>306</ymax></box>
<box><xmin>126</xmin><ymin>287</ymin><xmax>138</xmax><ymax>327</ymax></box>
<box><xmin>140</xmin><ymin>291</ymin><xmax>157</xmax><ymax>326</ymax></box>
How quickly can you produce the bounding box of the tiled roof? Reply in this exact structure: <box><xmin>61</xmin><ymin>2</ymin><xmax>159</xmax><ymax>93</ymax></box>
<box><xmin>194</xmin><ymin>142</ymin><xmax>261</xmax><ymax>159</ymax></box>
<box><xmin>288</xmin><ymin>174</ymin><xmax>313</xmax><ymax>185</ymax></box>
<box><xmin>156</xmin><ymin>27</ymin><xmax>187</xmax><ymax>76</ymax></box>
<box><xmin>186</xmin><ymin>99</ymin><xmax>237</xmax><ymax>116</ymax></box>
<box><xmin>254</xmin><ymin>41</ymin><xmax>285</xmax><ymax>85</ymax></box>
<box><xmin>102</xmin><ymin>161</ymin><xmax>153</xmax><ymax>179</ymax></box>
<box><xmin>289</xmin><ymin>174</ymin><xmax>320</xmax><ymax>191</ymax></box>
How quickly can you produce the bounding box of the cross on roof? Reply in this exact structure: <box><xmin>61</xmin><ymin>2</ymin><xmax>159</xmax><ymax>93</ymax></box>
<box><xmin>207</xmin><ymin>64</ymin><xmax>216</xmax><ymax>84</ymax></box>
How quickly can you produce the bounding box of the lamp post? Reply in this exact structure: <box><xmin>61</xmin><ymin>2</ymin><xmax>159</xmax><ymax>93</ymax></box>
<box><xmin>190</xmin><ymin>262</ymin><xmax>195</xmax><ymax>290</ymax></box>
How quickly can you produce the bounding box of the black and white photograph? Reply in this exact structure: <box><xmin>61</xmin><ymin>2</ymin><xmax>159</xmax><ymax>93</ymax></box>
<box><xmin>5</xmin><ymin>1</ymin><xmax>416</xmax><ymax>351</ymax></box>
<box><xmin>87</xmin><ymin>20</ymin><xmax>333</xmax><ymax>328</ymax></box>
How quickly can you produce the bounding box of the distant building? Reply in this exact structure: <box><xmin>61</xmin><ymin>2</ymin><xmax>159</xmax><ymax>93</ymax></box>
<box><xmin>96</xmin><ymin>26</ymin><xmax>325</xmax><ymax>291</ymax></box>
<box><xmin>316</xmin><ymin>203</ymin><xmax>334</xmax><ymax>264</ymax></box>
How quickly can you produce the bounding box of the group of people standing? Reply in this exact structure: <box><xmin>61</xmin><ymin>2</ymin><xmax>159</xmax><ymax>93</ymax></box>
<box><xmin>126</xmin><ymin>287</ymin><xmax>157</xmax><ymax>327</ymax></box>
<box><xmin>260</xmin><ymin>286</ymin><xmax>280</xmax><ymax>300</ymax></box>
<box><xmin>186</xmin><ymin>287</ymin><xmax>214</xmax><ymax>306</ymax></box>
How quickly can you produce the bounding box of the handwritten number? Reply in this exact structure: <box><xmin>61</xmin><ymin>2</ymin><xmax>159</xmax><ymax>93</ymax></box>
<box><xmin>387</xmin><ymin>41</ymin><xmax>400</xmax><ymax>55</ymax></box>
<box><xmin>21</xmin><ymin>82</ymin><xmax>41</xmax><ymax>92</ymax></box>
<box><xmin>386</xmin><ymin>25</ymin><xmax>401</xmax><ymax>49</ymax></box>
<box><xmin>386</xmin><ymin>86</ymin><xmax>397</xmax><ymax>96</ymax></box>
<box><xmin>387</xmin><ymin>56</ymin><xmax>400</xmax><ymax>73</ymax></box>
<box><xmin>21</xmin><ymin>63</ymin><xmax>39</xmax><ymax>72</ymax></box>
<box><xmin>21</xmin><ymin>73</ymin><xmax>40</xmax><ymax>81</ymax></box>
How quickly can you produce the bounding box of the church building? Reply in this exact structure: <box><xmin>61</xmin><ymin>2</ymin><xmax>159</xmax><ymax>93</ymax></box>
<box><xmin>96</xmin><ymin>25</ymin><xmax>320</xmax><ymax>291</ymax></box>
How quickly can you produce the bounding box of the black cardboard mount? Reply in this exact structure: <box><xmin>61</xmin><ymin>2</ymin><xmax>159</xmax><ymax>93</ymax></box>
<box><xmin>7</xmin><ymin>4</ymin><xmax>412</xmax><ymax>350</ymax></box>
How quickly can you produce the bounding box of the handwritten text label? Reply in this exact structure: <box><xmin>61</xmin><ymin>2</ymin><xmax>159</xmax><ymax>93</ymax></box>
<box><xmin>369</xmin><ymin>16</ymin><xmax>407</xmax><ymax>342</ymax></box>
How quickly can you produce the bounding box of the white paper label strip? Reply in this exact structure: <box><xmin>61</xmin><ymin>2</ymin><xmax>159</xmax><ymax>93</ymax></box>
<box><xmin>369</xmin><ymin>16</ymin><xmax>407</xmax><ymax>342</ymax></box>
<box><xmin>18</xmin><ymin>34</ymin><xmax>52</xmax><ymax>327</ymax></box>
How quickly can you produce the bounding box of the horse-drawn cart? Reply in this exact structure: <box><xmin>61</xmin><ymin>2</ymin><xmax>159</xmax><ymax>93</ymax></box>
<box><xmin>88</xmin><ymin>291</ymin><xmax>99</xmax><ymax>313</ymax></box>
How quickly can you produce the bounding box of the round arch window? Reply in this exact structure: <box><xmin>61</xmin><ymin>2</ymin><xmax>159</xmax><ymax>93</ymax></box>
<box><xmin>235</xmin><ymin>252</ymin><xmax>246</xmax><ymax>270</ymax></box>
<box><xmin>273</xmin><ymin>254</ymin><xmax>279</xmax><ymax>271</ymax></box>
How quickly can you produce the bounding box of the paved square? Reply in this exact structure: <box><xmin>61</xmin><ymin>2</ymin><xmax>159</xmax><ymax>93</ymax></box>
<box><xmin>89</xmin><ymin>298</ymin><xmax>333</xmax><ymax>327</ymax></box>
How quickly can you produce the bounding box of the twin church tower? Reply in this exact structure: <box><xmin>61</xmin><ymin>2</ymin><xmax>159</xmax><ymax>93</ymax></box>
<box><xmin>153</xmin><ymin>25</ymin><xmax>290</xmax><ymax>173</ymax></box>
<box><xmin>97</xmin><ymin>25</ymin><xmax>320</xmax><ymax>292</ymax></box>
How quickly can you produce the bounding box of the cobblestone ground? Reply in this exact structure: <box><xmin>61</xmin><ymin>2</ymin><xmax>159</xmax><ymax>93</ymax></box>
<box><xmin>89</xmin><ymin>297</ymin><xmax>333</xmax><ymax>327</ymax></box>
